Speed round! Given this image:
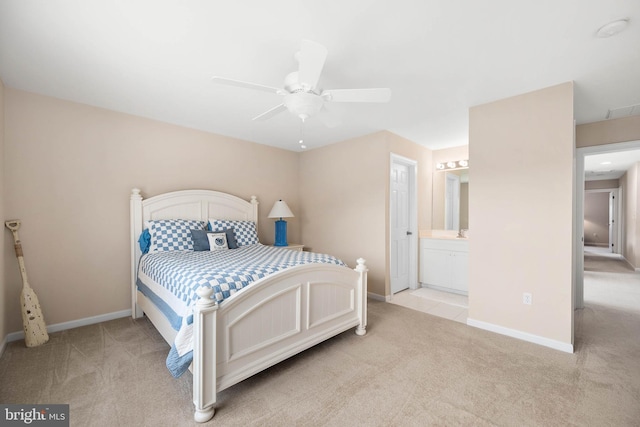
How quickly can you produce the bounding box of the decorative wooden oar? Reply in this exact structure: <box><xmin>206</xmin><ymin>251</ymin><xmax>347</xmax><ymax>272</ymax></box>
<box><xmin>5</xmin><ymin>220</ymin><xmax>49</xmax><ymax>347</ymax></box>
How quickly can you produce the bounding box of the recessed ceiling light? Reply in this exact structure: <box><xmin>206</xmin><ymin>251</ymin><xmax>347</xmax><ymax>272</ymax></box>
<box><xmin>600</xmin><ymin>161</ymin><xmax>612</xmax><ymax>165</ymax></box>
<box><xmin>596</xmin><ymin>18</ymin><xmax>629</xmax><ymax>38</ymax></box>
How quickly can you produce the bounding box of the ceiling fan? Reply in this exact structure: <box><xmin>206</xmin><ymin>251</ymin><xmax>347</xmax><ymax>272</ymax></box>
<box><xmin>212</xmin><ymin>39</ymin><xmax>391</xmax><ymax>127</ymax></box>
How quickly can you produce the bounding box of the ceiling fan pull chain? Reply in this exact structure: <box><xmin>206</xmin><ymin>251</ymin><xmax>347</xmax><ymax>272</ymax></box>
<box><xmin>299</xmin><ymin>122</ymin><xmax>307</xmax><ymax>150</ymax></box>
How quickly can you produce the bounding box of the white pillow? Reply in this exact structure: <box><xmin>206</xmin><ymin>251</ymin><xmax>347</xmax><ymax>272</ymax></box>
<box><xmin>207</xmin><ymin>232</ymin><xmax>228</xmax><ymax>251</ymax></box>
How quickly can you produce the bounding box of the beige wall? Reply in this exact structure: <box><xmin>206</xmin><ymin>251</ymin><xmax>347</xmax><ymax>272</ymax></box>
<box><xmin>576</xmin><ymin>115</ymin><xmax>640</xmax><ymax>148</ymax></box>
<box><xmin>298</xmin><ymin>131</ymin><xmax>386</xmax><ymax>298</ymax></box>
<box><xmin>431</xmin><ymin>145</ymin><xmax>469</xmax><ymax>230</ymax></box>
<box><xmin>299</xmin><ymin>130</ymin><xmax>432</xmax><ymax>298</ymax></box>
<box><xmin>584</xmin><ymin>192</ymin><xmax>609</xmax><ymax>246</ymax></box>
<box><xmin>2</xmin><ymin>89</ymin><xmax>432</xmax><ymax>336</ymax></box>
<box><xmin>3</xmin><ymin>89</ymin><xmax>300</xmax><ymax>333</ymax></box>
<box><xmin>585</xmin><ymin>179</ymin><xmax>619</xmax><ymax>190</ymax></box>
<box><xmin>620</xmin><ymin>164</ymin><xmax>640</xmax><ymax>268</ymax></box>
<box><xmin>0</xmin><ymin>79</ymin><xmax>5</xmax><ymax>346</ymax></box>
<box><xmin>468</xmin><ymin>82</ymin><xmax>574</xmax><ymax>346</ymax></box>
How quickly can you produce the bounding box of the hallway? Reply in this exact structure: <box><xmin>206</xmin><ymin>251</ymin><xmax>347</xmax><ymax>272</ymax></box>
<box><xmin>575</xmin><ymin>247</ymin><xmax>640</xmax><ymax>360</ymax></box>
<box><xmin>583</xmin><ymin>245</ymin><xmax>639</xmax><ymax>311</ymax></box>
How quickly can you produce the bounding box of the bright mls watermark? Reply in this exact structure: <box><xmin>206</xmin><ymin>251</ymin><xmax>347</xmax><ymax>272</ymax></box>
<box><xmin>1</xmin><ymin>404</ymin><xmax>68</xmax><ymax>426</ymax></box>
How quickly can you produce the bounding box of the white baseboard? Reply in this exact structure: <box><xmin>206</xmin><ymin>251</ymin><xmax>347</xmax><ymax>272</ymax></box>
<box><xmin>367</xmin><ymin>292</ymin><xmax>387</xmax><ymax>302</ymax></box>
<box><xmin>629</xmin><ymin>259</ymin><xmax>640</xmax><ymax>272</ymax></box>
<box><xmin>3</xmin><ymin>309</ymin><xmax>132</xmax><ymax>347</ymax></box>
<box><xmin>620</xmin><ymin>255</ymin><xmax>637</xmax><ymax>271</ymax></box>
<box><xmin>466</xmin><ymin>317</ymin><xmax>574</xmax><ymax>354</ymax></box>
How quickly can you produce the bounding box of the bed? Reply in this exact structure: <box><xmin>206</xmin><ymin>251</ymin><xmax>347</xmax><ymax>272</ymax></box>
<box><xmin>129</xmin><ymin>188</ymin><xmax>368</xmax><ymax>422</ymax></box>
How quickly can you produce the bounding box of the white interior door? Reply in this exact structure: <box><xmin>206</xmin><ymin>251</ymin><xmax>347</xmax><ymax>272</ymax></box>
<box><xmin>391</xmin><ymin>161</ymin><xmax>410</xmax><ymax>294</ymax></box>
<box><xmin>390</xmin><ymin>154</ymin><xmax>419</xmax><ymax>295</ymax></box>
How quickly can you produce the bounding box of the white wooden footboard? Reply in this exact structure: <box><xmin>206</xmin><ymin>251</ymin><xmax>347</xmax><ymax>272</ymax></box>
<box><xmin>193</xmin><ymin>259</ymin><xmax>368</xmax><ymax>422</ymax></box>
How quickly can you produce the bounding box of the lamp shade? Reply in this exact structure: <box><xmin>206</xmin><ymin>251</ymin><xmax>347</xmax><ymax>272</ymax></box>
<box><xmin>268</xmin><ymin>200</ymin><xmax>294</xmax><ymax>219</ymax></box>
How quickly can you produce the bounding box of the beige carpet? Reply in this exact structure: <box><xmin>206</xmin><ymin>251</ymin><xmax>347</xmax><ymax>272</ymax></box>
<box><xmin>1</xmin><ymin>256</ymin><xmax>639</xmax><ymax>426</ymax></box>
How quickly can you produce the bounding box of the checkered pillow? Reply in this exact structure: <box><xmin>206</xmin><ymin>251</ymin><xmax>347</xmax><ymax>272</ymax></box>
<box><xmin>209</xmin><ymin>219</ymin><xmax>258</xmax><ymax>246</ymax></box>
<box><xmin>148</xmin><ymin>219</ymin><xmax>206</xmax><ymax>252</ymax></box>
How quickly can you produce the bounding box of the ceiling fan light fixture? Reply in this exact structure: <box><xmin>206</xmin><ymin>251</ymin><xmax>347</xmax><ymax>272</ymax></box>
<box><xmin>284</xmin><ymin>92</ymin><xmax>324</xmax><ymax>121</ymax></box>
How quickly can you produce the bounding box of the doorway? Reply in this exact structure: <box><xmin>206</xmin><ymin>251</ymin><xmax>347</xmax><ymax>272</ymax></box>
<box><xmin>584</xmin><ymin>188</ymin><xmax>620</xmax><ymax>254</ymax></box>
<box><xmin>575</xmin><ymin>139</ymin><xmax>640</xmax><ymax>310</ymax></box>
<box><xmin>390</xmin><ymin>154</ymin><xmax>418</xmax><ymax>295</ymax></box>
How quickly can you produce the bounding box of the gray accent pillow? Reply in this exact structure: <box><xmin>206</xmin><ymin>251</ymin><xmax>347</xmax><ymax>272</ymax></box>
<box><xmin>191</xmin><ymin>228</ymin><xmax>238</xmax><ymax>250</ymax></box>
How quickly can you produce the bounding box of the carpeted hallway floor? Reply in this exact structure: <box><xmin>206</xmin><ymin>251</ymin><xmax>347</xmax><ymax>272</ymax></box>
<box><xmin>1</xmin><ymin>253</ymin><xmax>639</xmax><ymax>426</ymax></box>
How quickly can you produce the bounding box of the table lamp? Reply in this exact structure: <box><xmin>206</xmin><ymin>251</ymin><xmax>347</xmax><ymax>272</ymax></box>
<box><xmin>268</xmin><ymin>200</ymin><xmax>294</xmax><ymax>246</ymax></box>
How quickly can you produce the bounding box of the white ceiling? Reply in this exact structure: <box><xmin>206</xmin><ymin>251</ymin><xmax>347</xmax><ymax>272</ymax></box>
<box><xmin>0</xmin><ymin>1</ymin><xmax>638</xmax><ymax>152</ymax></box>
<box><xmin>584</xmin><ymin>147</ymin><xmax>640</xmax><ymax>181</ymax></box>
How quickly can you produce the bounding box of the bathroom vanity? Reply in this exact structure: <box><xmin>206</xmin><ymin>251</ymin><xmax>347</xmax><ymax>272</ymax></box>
<box><xmin>419</xmin><ymin>235</ymin><xmax>469</xmax><ymax>294</ymax></box>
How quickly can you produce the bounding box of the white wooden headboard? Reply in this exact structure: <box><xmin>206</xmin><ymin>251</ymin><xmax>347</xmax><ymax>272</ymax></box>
<box><xmin>129</xmin><ymin>188</ymin><xmax>258</xmax><ymax>316</ymax></box>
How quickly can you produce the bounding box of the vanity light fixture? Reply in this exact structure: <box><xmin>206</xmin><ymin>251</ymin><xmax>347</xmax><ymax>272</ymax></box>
<box><xmin>436</xmin><ymin>159</ymin><xmax>469</xmax><ymax>171</ymax></box>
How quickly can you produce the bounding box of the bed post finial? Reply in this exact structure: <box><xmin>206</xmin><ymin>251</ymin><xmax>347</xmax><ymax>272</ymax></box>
<box><xmin>131</xmin><ymin>188</ymin><xmax>142</xmax><ymax>200</ymax></box>
<box><xmin>195</xmin><ymin>286</ymin><xmax>216</xmax><ymax>308</ymax></box>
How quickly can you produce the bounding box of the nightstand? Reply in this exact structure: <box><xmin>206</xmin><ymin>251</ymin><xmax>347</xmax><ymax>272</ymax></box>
<box><xmin>272</xmin><ymin>243</ymin><xmax>304</xmax><ymax>252</ymax></box>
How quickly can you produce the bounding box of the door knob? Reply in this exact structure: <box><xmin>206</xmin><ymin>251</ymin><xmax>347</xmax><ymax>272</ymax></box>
<box><xmin>406</xmin><ymin>231</ymin><xmax>412</xmax><ymax>235</ymax></box>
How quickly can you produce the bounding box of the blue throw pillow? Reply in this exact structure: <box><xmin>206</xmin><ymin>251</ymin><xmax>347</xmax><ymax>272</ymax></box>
<box><xmin>138</xmin><ymin>229</ymin><xmax>151</xmax><ymax>254</ymax></box>
<box><xmin>222</xmin><ymin>228</ymin><xmax>239</xmax><ymax>249</ymax></box>
<box><xmin>191</xmin><ymin>228</ymin><xmax>238</xmax><ymax>250</ymax></box>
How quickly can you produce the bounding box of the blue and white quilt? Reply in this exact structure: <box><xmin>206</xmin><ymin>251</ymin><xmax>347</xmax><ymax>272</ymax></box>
<box><xmin>136</xmin><ymin>244</ymin><xmax>345</xmax><ymax>377</ymax></box>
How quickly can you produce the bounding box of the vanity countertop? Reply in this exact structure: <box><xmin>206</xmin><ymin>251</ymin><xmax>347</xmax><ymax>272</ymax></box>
<box><xmin>419</xmin><ymin>230</ymin><xmax>468</xmax><ymax>240</ymax></box>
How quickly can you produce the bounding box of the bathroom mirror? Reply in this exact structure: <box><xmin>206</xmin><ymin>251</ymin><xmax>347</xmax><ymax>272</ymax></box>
<box><xmin>432</xmin><ymin>166</ymin><xmax>469</xmax><ymax>231</ymax></box>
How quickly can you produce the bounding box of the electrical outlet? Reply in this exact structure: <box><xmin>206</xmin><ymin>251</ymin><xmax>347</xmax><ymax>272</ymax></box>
<box><xmin>523</xmin><ymin>293</ymin><xmax>532</xmax><ymax>305</ymax></box>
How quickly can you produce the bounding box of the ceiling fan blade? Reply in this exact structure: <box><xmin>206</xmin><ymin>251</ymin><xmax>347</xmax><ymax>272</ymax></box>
<box><xmin>252</xmin><ymin>104</ymin><xmax>287</xmax><ymax>121</ymax></box>
<box><xmin>212</xmin><ymin>76</ymin><xmax>282</xmax><ymax>94</ymax></box>
<box><xmin>323</xmin><ymin>88</ymin><xmax>392</xmax><ymax>103</ymax></box>
<box><xmin>298</xmin><ymin>39</ymin><xmax>328</xmax><ymax>90</ymax></box>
